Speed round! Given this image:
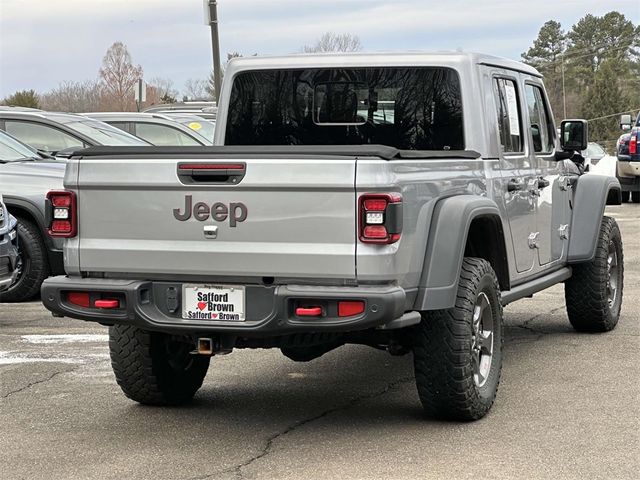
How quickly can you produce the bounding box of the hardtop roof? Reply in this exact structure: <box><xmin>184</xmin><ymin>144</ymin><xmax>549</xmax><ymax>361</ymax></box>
<box><xmin>224</xmin><ymin>51</ymin><xmax>541</xmax><ymax>78</ymax></box>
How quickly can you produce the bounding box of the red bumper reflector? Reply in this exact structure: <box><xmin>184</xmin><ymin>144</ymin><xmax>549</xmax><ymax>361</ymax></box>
<box><xmin>295</xmin><ymin>307</ymin><xmax>323</xmax><ymax>317</ymax></box>
<box><xmin>67</xmin><ymin>292</ymin><xmax>90</xmax><ymax>308</ymax></box>
<box><xmin>338</xmin><ymin>301</ymin><xmax>365</xmax><ymax>317</ymax></box>
<box><xmin>94</xmin><ymin>299</ymin><xmax>120</xmax><ymax>309</ymax></box>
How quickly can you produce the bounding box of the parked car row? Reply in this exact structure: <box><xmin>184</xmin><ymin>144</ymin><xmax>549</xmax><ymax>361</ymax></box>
<box><xmin>617</xmin><ymin>112</ymin><xmax>640</xmax><ymax>202</ymax></box>
<box><xmin>0</xmin><ymin>105</ymin><xmax>216</xmax><ymax>301</ymax></box>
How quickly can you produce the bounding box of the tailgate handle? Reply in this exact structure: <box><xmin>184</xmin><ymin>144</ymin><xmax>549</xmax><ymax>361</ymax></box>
<box><xmin>178</xmin><ymin>163</ymin><xmax>246</xmax><ymax>185</ymax></box>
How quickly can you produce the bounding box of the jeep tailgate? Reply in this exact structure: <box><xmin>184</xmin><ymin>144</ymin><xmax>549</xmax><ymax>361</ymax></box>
<box><xmin>71</xmin><ymin>151</ymin><xmax>357</xmax><ymax>280</ymax></box>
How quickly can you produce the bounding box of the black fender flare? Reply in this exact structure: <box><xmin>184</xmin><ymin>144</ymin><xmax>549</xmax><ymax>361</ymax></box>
<box><xmin>567</xmin><ymin>175</ymin><xmax>621</xmax><ymax>263</ymax></box>
<box><xmin>2</xmin><ymin>196</ymin><xmax>63</xmax><ymax>272</ymax></box>
<box><xmin>3</xmin><ymin>196</ymin><xmax>47</xmax><ymax>234</ymax></box>
<box><xmin>414</xmin><ymin>195</ymin><xmax>508</xmax><ymax>310</ymax></box>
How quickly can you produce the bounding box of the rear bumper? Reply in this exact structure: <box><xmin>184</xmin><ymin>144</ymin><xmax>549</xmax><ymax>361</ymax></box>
<box><xmin>41</xmin><ymin>276</ymin><xmax>407</xmax><ymax>336</ymax></box>
<box><xmin>617</xmin><ymin>169</ymin><xmax>640</xmax><ymax>192</ymax></box>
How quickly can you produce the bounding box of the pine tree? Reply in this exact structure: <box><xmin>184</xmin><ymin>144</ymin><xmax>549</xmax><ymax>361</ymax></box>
<box><xmin>522</xmin><ymin>21</ymin><xmax>566</xmax><ymax>120</ymax></box>
<box><xmin>2</xmin><ymin>89</ymin><xmax>40</xmax><ymax>108</ymax></box>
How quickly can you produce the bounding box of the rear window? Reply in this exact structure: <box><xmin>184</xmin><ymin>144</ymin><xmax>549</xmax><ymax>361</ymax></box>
<box><xmin>225</xmin><ymin>67</ymin><xmax>464</xmax><ymax>150</ymax></box>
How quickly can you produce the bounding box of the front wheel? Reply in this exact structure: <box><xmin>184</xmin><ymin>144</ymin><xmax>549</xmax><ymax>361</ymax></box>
<box><xmin>413</xmin><ymin>258</ymin><xmax>503</xmax><ymax>421</ymax></box>
<box><xmin>565</xmin><ymin>216</ymin><xmax>623</xmax><ymax>332</ymax></box>
<box><xmin>109</xmin><ymin>325</ymin><xmax>210</xmax><ymax>405</ymax></box>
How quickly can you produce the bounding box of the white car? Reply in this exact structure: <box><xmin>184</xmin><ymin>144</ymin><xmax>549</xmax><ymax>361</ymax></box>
<box><xmin>584</xmin><ymin>142</ymin><xmax>617</xmax><ymax>177</ymax></box>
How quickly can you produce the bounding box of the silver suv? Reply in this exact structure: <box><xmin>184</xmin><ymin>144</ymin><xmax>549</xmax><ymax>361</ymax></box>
<box><xmin>42</xmin><ymin>53</ymin><xmax>623</xmax><ymax>420</ymax></box>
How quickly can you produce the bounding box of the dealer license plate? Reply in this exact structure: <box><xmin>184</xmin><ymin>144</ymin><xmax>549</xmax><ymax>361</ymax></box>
<box><xmin>182</xmin><ymin>284</ymin><xmax>245</xmax><ymax>321</ymax></box>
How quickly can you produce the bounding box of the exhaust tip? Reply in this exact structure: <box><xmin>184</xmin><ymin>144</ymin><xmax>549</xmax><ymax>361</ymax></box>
<box><xmin>197</xmin><ymin>338</ymin><xmax>214</xmax><ymax>355</ymax></box>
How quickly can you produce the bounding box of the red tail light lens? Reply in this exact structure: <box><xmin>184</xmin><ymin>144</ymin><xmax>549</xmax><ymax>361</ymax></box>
<box><xmin>363</xmin><ymin>225</ymin><xmax>388</xmax><ymax>238</ymax></box>
<box><xmin>630</xmin><ymin>135</ymin><xmax>637</xmax><ymax>155</ymax></box>
<box><xmin>363</xmin><ymin>198</ymin><xmax>388</xmax><ymax>211</ymax></box>
<box><xmin>47</xmin><ymin>191</ymin><xmax>77</xmax><ymax>238</ymax></box>
<box><xmin>359</xmin><ymin>193</ymin><xmax>402</xmax><ymax>244</ymax></box>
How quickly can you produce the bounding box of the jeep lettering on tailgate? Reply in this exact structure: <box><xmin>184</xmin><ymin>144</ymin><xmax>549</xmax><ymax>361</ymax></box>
<box><xmin>173</xmin><ymin>195</ymin><xmax>248</xmax><ymax>226</ymax></box>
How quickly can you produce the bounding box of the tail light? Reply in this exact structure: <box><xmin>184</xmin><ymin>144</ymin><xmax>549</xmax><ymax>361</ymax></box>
<box><xmin>46</xmin><ymin>191</ymin><xmax>77</xmax><ymax>238</ymax></box>
<box><xmin>359</xmin><ymin>193</ymin><xmax>402</xmax><ymax>244</ymax></box>
<box><xmin>630</xmin><ymin>134</ymin><xmax>637</xmax><ymax>155</ymax></box>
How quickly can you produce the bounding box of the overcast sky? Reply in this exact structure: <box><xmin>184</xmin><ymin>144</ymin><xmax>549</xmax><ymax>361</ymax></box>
<box><xmin>0</xmin><ymin>0</ymin><xmax>637</xmax><ymax>97</ymax></box>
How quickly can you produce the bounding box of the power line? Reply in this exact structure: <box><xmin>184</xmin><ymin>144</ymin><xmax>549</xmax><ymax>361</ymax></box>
<box><xmin>524</xmin><ymin>34</ymin><xmax>639</xmax><ymax>68</ymax></box>
<box><xmin>587</xmin><ymin>108</ymin><xmax>640</xmax><ymax>122</ymax></box>
<box><xmin>563</xmin><ymin>34</ymin><xmax>639</xmax><ymax>57</ymax></box>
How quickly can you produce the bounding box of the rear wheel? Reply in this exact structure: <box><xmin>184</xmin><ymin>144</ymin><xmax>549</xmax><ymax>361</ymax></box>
<box><xmin>0</xmin><ymin>219</ymin><xmax>49</xmax><ymax>302</ymax></box>
<box><xmin>109</xmin><ymin>325</ymin><xmax>210</xmax><ymax>405</ymax></box>
<box><xmin>413</xmin><ymin>258</ymin><xmax>503</xmax><ymax>421</ymax></box>
<box><xmin>565</xmin><ymin>216</ymin><xmax>623</xmax><ymax>332</ymax></box>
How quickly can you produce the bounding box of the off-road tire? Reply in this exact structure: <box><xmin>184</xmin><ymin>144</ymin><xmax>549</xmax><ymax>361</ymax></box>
<box><xmin>109</xmin><ymin>325</ymin><xmax>210</xmax><ymax>405</ymax></box>
<box><xmin>413</xmin><ymin>258</ymin><xmax>503</xmax><ymax>421</ymax></box>
<box><xmin>632</xmin><ymin>191</ymin><xmax>640</xmax><ymax>203</ymax></box>
<box><xmin>0</xmin><ymin>219</ymin><xmax>49</xmax><ymax>302</ymax></box>
<box><xmin>565</xmin><ymin>216</ymin><xmax>623</xmax><ymax>332</ymax></box>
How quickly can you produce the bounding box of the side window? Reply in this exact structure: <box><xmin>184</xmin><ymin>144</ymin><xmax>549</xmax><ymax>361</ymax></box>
<box><xmin>493</xmin><ymin>78</ymin><xmax>523</xmax><ymax>153</ymax></box>
<box><xmin>4</xmin><ymin>121</ymin><xmax>85</xmax><ymax>153</ymax></box>
<box><xmin>134</xmin><ymin>123</ymin><xmax>201</xmax><ymax>146</ymax></box>
<box><xmin>525</xmin><ymin>84</ymin><xmax>554</xmax><ymax>153</ymax></box>
<box><xmin>107</xmin><ymin>122</ymin><xmax>130</xmax><ymax>133</ymax></box>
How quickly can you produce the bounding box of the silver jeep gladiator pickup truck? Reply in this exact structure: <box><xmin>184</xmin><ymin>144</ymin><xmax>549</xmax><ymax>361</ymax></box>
<box><xmin>41</xmin><ymin>53</ymin><xmax>623</xmax><ymax>420</ymax></box>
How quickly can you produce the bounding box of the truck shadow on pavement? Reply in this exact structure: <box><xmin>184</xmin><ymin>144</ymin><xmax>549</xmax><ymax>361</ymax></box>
<box><xmin>111</xmin><ymin>310</ymin><xmax>584</xmax><ymax>428</ymax></box>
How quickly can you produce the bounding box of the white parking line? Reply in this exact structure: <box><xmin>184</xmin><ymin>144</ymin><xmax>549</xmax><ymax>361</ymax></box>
<box><xmin>21</xmin><ymin>334</ymin><xmax>109</xmax><ymax>344</ymax></box>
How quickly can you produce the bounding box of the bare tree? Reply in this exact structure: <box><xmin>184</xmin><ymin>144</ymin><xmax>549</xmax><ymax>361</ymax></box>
<box><xmin>146</xmin><ymin>77</ymin><xmax>178</xmax><ymax>105</ymax></box>
<box><xmin>40</xmin><ymin>80</ymin><xmax>103</xmax><ymax>112</ymax></box>
<box><xmin>302</xmin><ymin>32</ymin><xmax>363</xmax><ymax>53</ymax></box>
<box><xmin>183</xmin><ymin>79</ymin><xmax>212</xmax><ymax>101</ymax></box>
<box><xmin>99</xmin><ymin>42</ymin><xmax>143</xmax><ymax>111</ymax></box>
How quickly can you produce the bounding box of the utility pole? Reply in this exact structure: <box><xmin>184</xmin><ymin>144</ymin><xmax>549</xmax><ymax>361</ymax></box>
<box><xmin>560</xmin><ymin>51</ymin><xmax>567</xmax><ymax>119</ymax></box>
<box><xmin>206</xmin><ymin>0</ymin><xmax>222</xmax><ymax>104</ymax></box>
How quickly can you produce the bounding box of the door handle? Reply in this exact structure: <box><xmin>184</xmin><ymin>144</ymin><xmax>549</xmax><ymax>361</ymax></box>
<box><xmin>537</xmin><ymin>176</ymin><xmax>550</xmax><ymax>189</ymax></box>
<box><xmin>507</xmin><ymin>178</ymin><xmax>524</xmax><ymax>192</ymax></box>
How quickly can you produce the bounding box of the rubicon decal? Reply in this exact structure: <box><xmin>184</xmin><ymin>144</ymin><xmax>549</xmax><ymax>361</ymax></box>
<box><xmin>173</xmin><ymin>195</ymin><xmax>248</xmax><ymax>227</ymax></box>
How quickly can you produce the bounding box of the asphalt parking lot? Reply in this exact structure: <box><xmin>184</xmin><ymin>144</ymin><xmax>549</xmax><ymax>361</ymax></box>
<box><xmin>1</xmin><ymin>204</ymin><xmax>638</xmax><ymax>480</ymax></box>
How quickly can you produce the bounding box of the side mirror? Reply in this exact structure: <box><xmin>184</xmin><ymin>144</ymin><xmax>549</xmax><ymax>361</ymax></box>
<box><xmin>620</xmin><ymin>114</ymin><xmax>632</xmax><ymax>131</ymax></box>
<box><xmin>560</xmin><ymin>119</ymin><xmax>588</xmax><ymax>152</ymax></box>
